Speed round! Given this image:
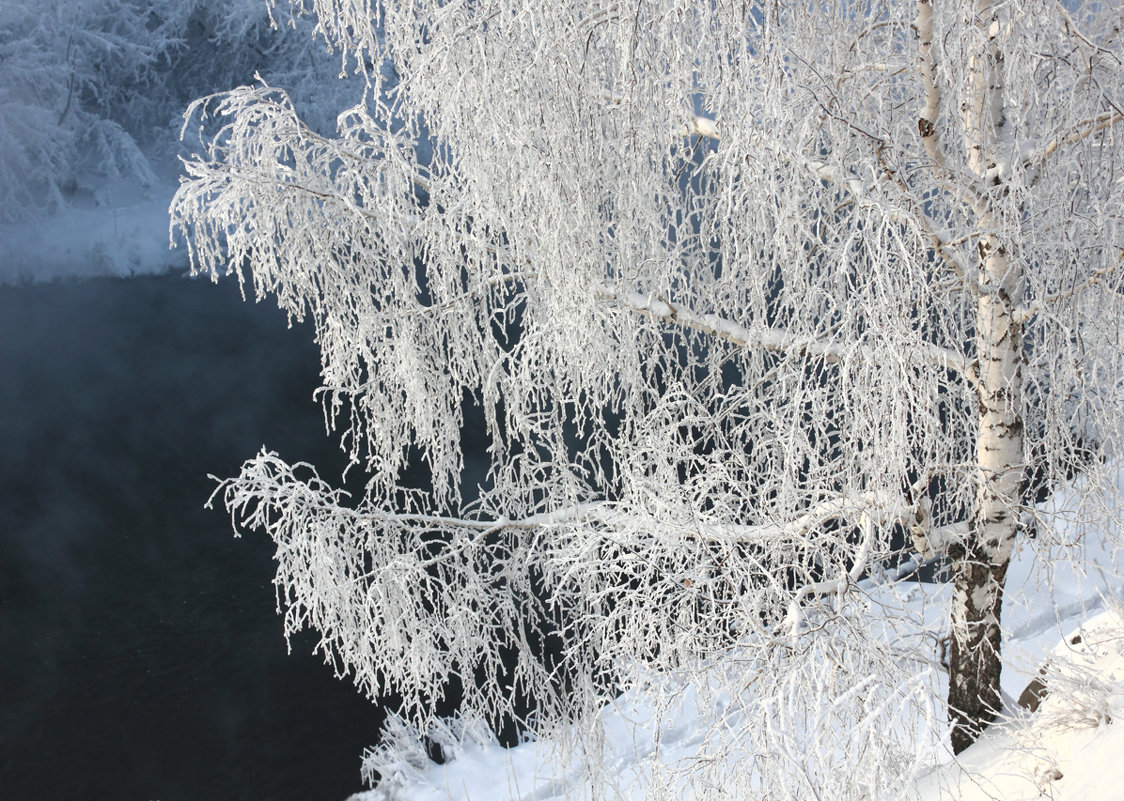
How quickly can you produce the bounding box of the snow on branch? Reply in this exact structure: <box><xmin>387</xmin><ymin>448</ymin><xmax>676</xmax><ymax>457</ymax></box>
<box><xmin>1015</xmin><ymin>262</ymin><xmax>1124</xmax><ymax>325</ymax></box>
<box><xmin>799</xmin><ymin>155</ymin><xmax>972</xmax><ymax>280</ymax></box>
<box><xmin>212</xmin><ymin>450</ymin><xmax>921</xmax><ymax>715</ymax></box>
<box><xmin>218</xmin><ymin>450</ymin><xmax>910</xmax><ymax>549</ymax></box>
<box><xmin>595</xmin><ymin>283</ymin><xmax>977</xmax><ymax>386</ymax></box>
<box><xmin>1023</xmin><ymin>112</ymin><xmax>1124</xmax><ymax>178</ymax></box>
<box><xmin>685</xmin><ymin>116</ymin><xmax>719</xmax><ymax>140</ymax></box>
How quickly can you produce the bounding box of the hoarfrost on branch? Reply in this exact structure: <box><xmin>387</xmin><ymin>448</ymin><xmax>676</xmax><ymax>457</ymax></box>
<box><xmin>173</xmin><ymin>0</ymin><xmax>1124</xmax><ymax>795</ymax></box>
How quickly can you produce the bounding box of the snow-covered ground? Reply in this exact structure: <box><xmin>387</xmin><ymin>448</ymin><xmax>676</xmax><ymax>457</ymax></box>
<box><xmin>914</xmin><ymin>608</ymin><xmax>1124</xmax><ymax>801</ymax></box>
<box><xmin>0</xmin><ymin>168</ymin><xmax>187</xmax><ymax>285</ymax></box>
<box><xmin>349</xmin><ymin>469</ymin><xmax>1124</xmax><ymax>801</ymax></box>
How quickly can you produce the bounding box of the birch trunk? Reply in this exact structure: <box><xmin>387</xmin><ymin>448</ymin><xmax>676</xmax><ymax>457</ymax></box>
<box><xmin>947</xmin><ymin>0</ymin><xmax>1025</xmax><ymax>754</ymax></box>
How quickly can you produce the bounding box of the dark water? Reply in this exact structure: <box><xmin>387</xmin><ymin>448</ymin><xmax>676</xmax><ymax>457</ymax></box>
<box><xmin>0</xmin><ymin>273</ymin><xmax>387</xmax><ymax>801</ymax></box>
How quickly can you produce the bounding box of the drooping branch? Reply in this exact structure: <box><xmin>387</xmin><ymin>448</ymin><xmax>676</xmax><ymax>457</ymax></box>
<box><xmin>809</xmin><ymin>150</ymin><xmax>972</xmax><ymax>279</ymax></box>
<box><xmin>225</xmin><ymin>450</ymin><xmax>910</xmax><ymax>549</ymax></box>
<box><xmin>782</xmin><ymin>511</ymin><xmax>876</xmax><ymax>636</ymax></box>
<box><xmin>219</xmin><ymin>450</ymin><xmax>917</xmax><ymax>655</ymax></box>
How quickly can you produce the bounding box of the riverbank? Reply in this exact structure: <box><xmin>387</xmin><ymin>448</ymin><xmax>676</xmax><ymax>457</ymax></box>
<box><xmin>0</xmin><ymin>168</ymin><xmax>187</xmax><ymax>285</ymax></box>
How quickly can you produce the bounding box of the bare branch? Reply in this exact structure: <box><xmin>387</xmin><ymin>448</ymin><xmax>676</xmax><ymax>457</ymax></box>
<box><xmin>1054</xmin><ymin>0</ymin><xmax>1123</xmax><ymax>66</ymax></box>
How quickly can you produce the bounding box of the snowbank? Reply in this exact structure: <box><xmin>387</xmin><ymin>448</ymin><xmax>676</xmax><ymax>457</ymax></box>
<box><xmin>914</xmin><ymin>607</ymin><xmax>1124</xmax><ymax>801</ymax></box>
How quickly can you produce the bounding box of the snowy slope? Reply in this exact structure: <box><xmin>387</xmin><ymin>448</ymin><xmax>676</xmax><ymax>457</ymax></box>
<box><xmin>347</xmin><ymin>469</ymin><xmax>1124</xmax><ymax>801</ymax></box>
<box><xmin>913</xmin><ymin>607</ymin><xmax>1124</xmax><ymax>801</ymax></box>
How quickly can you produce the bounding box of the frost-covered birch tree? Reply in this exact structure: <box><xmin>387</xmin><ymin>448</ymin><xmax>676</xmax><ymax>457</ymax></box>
<box><xmin>172</xmin><ymin>0</ymin><xmax>1124</xmax><ymax>793</ymax></box>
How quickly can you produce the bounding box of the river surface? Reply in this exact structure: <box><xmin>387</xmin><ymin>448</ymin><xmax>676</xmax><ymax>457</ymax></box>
<box><xmin>0</xmin><ymin>272</ymin><xmax>390</xmax><ymax>801</ymax></box>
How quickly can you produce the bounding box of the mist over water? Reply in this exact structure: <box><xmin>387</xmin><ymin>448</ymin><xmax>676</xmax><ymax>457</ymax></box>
<box><xmin>0</xmin><ymin>273</ymin><xmax>387</xmax><ymax>801</ymax></box>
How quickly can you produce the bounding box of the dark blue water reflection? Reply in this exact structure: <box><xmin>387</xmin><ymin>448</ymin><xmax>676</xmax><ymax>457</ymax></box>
<box><xmin>0</xmin><ymin>273</ymin><xmax>386</xmax><ymax>801</ymax></box>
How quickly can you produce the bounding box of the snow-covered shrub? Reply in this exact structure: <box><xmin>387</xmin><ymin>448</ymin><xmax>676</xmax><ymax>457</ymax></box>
<box><xmin>359</xmin><ymin>712</ymin><xmax>498</xmax><ymax>797</ymax></box>
<box><xmin>1032</xmin><ymin>609</ymin><xmax>1124</xmax><ymax>733</ymax></box>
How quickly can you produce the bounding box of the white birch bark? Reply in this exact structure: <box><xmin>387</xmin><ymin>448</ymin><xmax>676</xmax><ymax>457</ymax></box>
<box><xmin>945</xmin><ymin>0</ymin><xmax>1027</xmax><ymax>753</ymax></box>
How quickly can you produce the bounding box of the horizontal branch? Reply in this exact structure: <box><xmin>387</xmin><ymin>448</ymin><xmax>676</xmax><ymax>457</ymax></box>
<box><xmin>595</xmin><ymin>283</ymin><xmax>977</xmax><ymax>386</ymax></box>
<box><xmin>222</xmin><ymin>455</ymin><xmax>923</xmax><ymax>644</ymax></box>
<box><xmin>224</xmin><ymin>452</ymin><xmax>911</xmax><ymax>551</ymax></box>
<box><xmin>1025</xmin><ymin>111</ymin><xmax>1124</xmax><ymax>175</ymax></box>
<box><xmin>350</xmin><ymin>489</ymin><xmax>909</xmax><ymax>549</ymax></box>
<box><xmin>178</xmin><ymin>157</ymin><xmax>977</xmax><ymax>391</ymax></box>
<box><xmin>354</xmin><ymin>502</ymin><xmax>603</xmax><ymax>532</ymax></box>
<box><xmin>1014</xmin><ymin>262</ymin><xmax>1124</xmax><ymax>325</ymax></box>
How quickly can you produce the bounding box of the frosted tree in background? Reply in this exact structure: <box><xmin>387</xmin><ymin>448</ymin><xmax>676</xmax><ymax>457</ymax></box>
<box><xmin>0</xmin><ymin>0</ymin><xmax>349</xmax><ymax>221</ymax></box>
<box><xmin>173</xmin><ymin>0</ymin><xmax>1124</xmax><ymax>794</ymax></box>
<box><xmin>0</xmin><ymin>0</ymin><xmax>169</xmax><ymax>218</ymax></box>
